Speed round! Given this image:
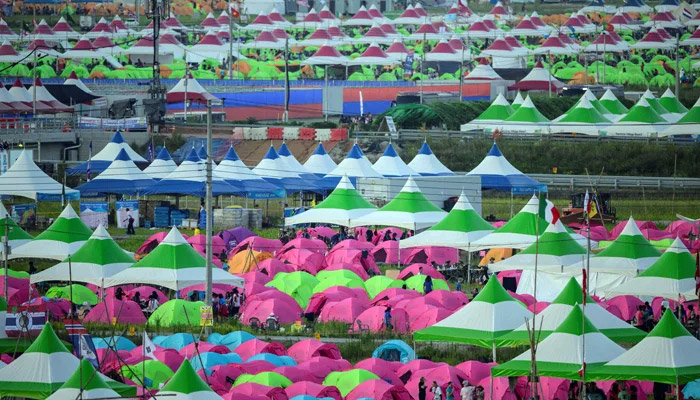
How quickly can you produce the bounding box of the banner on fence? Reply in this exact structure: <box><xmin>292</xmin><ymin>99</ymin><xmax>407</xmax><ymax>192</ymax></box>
<box><xmin>78</xmin><ymin>117</ymin><xmax>147</xmax><ymax>130</ymax></box>
<box><xmin>80</xmin><ymin>202</ymin><xmax>108</xmax><ymax>229</ymax></box>
<box><xmin>116</xmin><ymin>200</ymin><xmax>139</xmax><ymax>229</ymax></box>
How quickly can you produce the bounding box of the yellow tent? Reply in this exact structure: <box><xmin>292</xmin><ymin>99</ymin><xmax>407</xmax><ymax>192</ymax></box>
<box><xmin>478</xmin><ymin>248</ymin><xmax>514</xmax><ymax>266</ymax></box>
<box><xmin>227</xmin><ymin>250</ymin><xmax>273</xmax><ymax>274</ymax></box>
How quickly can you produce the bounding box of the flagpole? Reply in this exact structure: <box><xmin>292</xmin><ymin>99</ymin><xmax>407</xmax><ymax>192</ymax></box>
<box><xmin>142</xmin><ymin>329</ymin><xmax>146</xmax><ymax>399</ymax></box>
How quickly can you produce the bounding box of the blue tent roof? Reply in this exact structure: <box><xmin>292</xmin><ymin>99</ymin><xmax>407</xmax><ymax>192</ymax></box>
<box><xmin>658</xmin><ymin>0</ymin><xmax>678</xmax><ymax>5</ymax></box>
<box><xmin>216</xmin><ymin>147</ymin><xmax>285</xmax><ymax>197</ymax></box>
<box><xmin>372</xmin><ymin>340</ymin><xmax>416</xmax><ymax>364</ymax></box>
<box><xmin>417</xmin><ymin>141</ymin><xmax>433</xmax><ymax>155</ymax></box>
<box><xmin>312</xmin><ymin>143</ymin><xmax>328</xmax><ymax>156</ymax></box>
<box><xmin>621</xmin><ymin>0</ymin><xmax>646</xmax><ymax>7</ymax></box>
<box><xmin>155</xmin><ymin>147</ymin><xmax>173</xmax><ymax>161</ymax></box>
<box><xmin>190</xmin><ymin>352</ymin><xmax>243</xmax><ymax>375</ymax></box>
<box><xmin>246</xmin><ymin>353</ymin><xmax>297</xmax><ymax>366</ymax></box>
<box><xmin>152</xmin><ymin>333</ymin><xmax>195</xmax><ymax>350</ymax></box>
<box><xmin>382</xmin><ymin>143</ymin><xmax>399</xmax><ymax>157</ymax></box>
<box><xmin>347</xmin><ymin>143</ymin><xmax>365</xmax><ymax>159</ymax></box>
<box><xmin>207</xmin><ymin>330</ymin><xmax>255</xmax><ymax>350</ymax></box>
<box><xmin>466</xmin><ymin>143</ymin><xmax>547</xmax><ymax>194</ymax></box>
<box><xmin>253</xmin><ymin>146</ymin><xmax>323</xmax><ymax>193</ymax></box>
<box><xmin>197</xmin><ymin>146</ymin><xmax>208</xmax><ymax>160</ymax></box>
<box><xmin>76</xmin><ymin>149</ymin><xmax>156</xmax><ymax>196</ymax></box>
<box><xmin>68</xmin><ymin>131</ymin><xmax>147</xmax><ymax>175</ymax></box>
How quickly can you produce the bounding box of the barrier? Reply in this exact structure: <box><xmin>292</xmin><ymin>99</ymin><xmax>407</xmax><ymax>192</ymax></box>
<box><xmin>330</xmin><ymin>128</ymin><xmax>348</xmax><ymax>141</ymax></box>
<box><xmin>267</xmin><ymin>127</ymin><xmax>284</xmax><ymax>140</ymax></box>
<box><xmin>298</xmin><ymin>127</ymin><xmax>316</xmax><ymax>140</ymax></box>
<box><xmin>231</xmin><ymin>127</ymin><xmax>244</xmax><ymax>140</ymax></box>
<box><xmin>315</xmin><ymin>129</ymin><xmax>332</xmax><ymax>141</ymax></box>
<box><xmin>250</xmin><ymin>127</ymin><xmax>268</xmax><ymax>140</ymax></box>
<box><xmin>283</xmin><ymin>127</ymin><xmax>300</xmax><ymax>140</ymax></box>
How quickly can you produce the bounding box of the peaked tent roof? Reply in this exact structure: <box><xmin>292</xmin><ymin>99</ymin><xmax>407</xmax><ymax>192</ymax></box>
<box><xmin>0</xmin><ymin>201</ymin><xmax>33</xmax><ymax>253</ymax></box>
<box><xmin>508</xmin><ymin>61</ymin><xmax>564</xmax><ymax>92</ymax></box>
<box><xmin>662</xmin><ymin>96</ymin><xmax>700</xmax><ymax>136</ymax></box>
<box><xmin>399</xmin><ymin>191</ymin><xmax>494</xmax><ymax>250</ymax></box>
<box><xmin>11</xmin><ymin>205</ymin><xmax>92</xmax><ymax>260</ymax></box>
<box><xmin>143</xmin><ymin>147</ymin><xmax>178</xmax><ymax>180</ymax></box>
<box><xmin>285</xmin><ymin>175</ymin><xmax>376</xmax><ymax>227</ymax></box>
<box><xmin>68</xmin><ymin>131</ymin><xmax>147</xmax><ymax>175</ymax></box>
<box><xmin>605</xmin><ymin>97</ymin><xmax>670</xmax><ymax>136</ymax></box>
<box><xmin>31</xmin><ymin>224</ymin><xmax>134</xmax><ymax>286</ymax></box>
<box><xmin>0</xmin><ymin>324</ymin><xmax>134</xmax><ymax>398</ymax></box>
<box><xmin>471</xmin><ymin>195</ymin><xmax>549</xmax><ymax>250</ymax></box>
<box><xmin>591</xmin><ymin>309</ymin><xmax>700</xmax><ymax>384</ymax></box>
<box><xmin>373</xmin><ymin>143</ymin><xmax>417</xmax><ymax>177</ymax></box>
<box><xmin>350</xmin><ymin>177</ymin><xmax>447</xmax><ymax>231</ymax></box>
<box><xmin>0</xmin><ymin>150</ymin><xmax>80</xmax><ymax>201</ymax></box>
<box><xmin>327</xmin><ymin>143</ymin><xmax>383</xmax><ymax>180</ymax></box>
<box><xmin>414</xmin><ymin>275</ymin><xmax>532</xmax><ymax>348</ymax></box>
<box><xmin>105</xmin><ymin>226</ymin><xmax>243</xmax><ymax>290</ymax></box>
<box><xmin>303</xmin><ymin>143</ymin><xmax>338</xmax><ymax>176</ymax></box>
<box><xmin>158</xmin><ymin>358</ymin><xmax>223</xmax><ymax>399</ymax></box>
<box><xmin>499</xmin><ymin>278</ymin><xmax>646</xmax><ymax>345</ymax></box>
<box><xmin>492</xmin><ymin>305</ymin><xmax>627</xmax><ymax>381</ymax></box>
<box><xmin>551</xmin><ymin>96</ymin><xmax>612</xmax><ymax>134</ymax></box>
<box><xmin>599</xmin><ymin>89</ymin><xmax>629</xmax><ymax>115</ymax></box>
<box><xmin>606</xmin><ymin>237</ymin><xmax>697</xmax><ymax>300</ymax></box>
<box><xmin>659</xmin><ymin>88</ymin><xmax>689</xmax><ymax>114</ymax></box>
<box><xmin>488</xmin><ymin>220</ymin><xmax>586</xmax><ymax>272</ymax></box>
<box><xmin>406</xmin><ymin>141</ymin><xmax>454</xmax><ymax>176</ymax></box>
<box><xmin>503</xmin><ymin>95</ymin><xmax>551</xmax><ymax>124</ymax></box>
<box><xmin>46</xmin><ymin>359</ymin><xmax>120</xmax><ymax>400</ymax></box>
<box><xmin>166</xmin><ymin>75</ymin><xmax>219</xmax><ymax>104</ymax></box>
<box><xmin>466</xmin><ymin>143</ymin><xmax>547</xmax><ymax>194</ymax></box>
<box><xmin>511</xmin><ymin>91</ymin><xmax>525</xmax><ymax>109</ymax></box>
<box><xmin>462</xmin><ymin>94</ymin><xmax>515</xmax><ymax>130</ymax></box>
<box><xmin>143</xmin><ymin>149</ymin><xmax>243</xmax><ymax>197</ymax></box>
<box><xmin>76</xmin><ymin>149</ymin><xmax>156</xmax><ymax>196</ymax></box>
<box><xmin>252</xmin><ymin>145</ymin><xmax>318</xmax><ymax>193</ymax></box>
<box><xmin>215</xmin><ymin>146</ymin><xmax>284</xmax><ymax>196</ymax></box>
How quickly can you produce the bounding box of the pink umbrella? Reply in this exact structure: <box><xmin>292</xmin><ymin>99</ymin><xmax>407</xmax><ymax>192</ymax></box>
<box><xmin>257</xmin><ymin>258</ymin><xmax>294</xmax><ymax>277</ymax></box>
<box><xmin>273</xmin><ymin>366</ymin><xmax>315</xmax><ymax>383</ymax></box>
<box><xmin>287</xmin><ymin>339</ymin><xmax>342</xmax><ymax>363</ymax></box>
<box><xmin>497</xmin><ymin>270</ymin><xmax>522</xmax><ymax>288</ymax></box>
<box><xmin>237</xmin><ymin>271</ymin><xmax>272</xmax><ymax>285</ymax></box>
<box><xmin>370</xmin><ymin>288</ymin><xmax>420</xmax><ymax>306</ymax></box>
<box><xmin>354</xmin><ymin>358</ymin><xmax>403</xmax><ymax>386</ymax></box>
<box><xmin>306</xmin><ymin>286</ymin><xmax>369</xmax><ymax>314</ymax></box>
<box><xmin>95</xmin><ymin>348</ymin><xmax>131</xmax><ymax>373</ymax></box>
<box><xmin>180</xmin><ymin>342</ymin><xmax>230</xmax><ymax>358</ymax></box>
<box><xmin>319</xmin><ymin>298</ymin><xmax>371</xmax><ymax>324</ymax></box>
<box><xmin>397</xmin><ymin>263</ymin><xmax>445</xmax><ymax>280</ymax></box>
<box><xmin>279</xmin><ymin>238</ymin><xmax>327</xmax><ymax>255</ymax></box>
<box><xmin>278</xmin><ymin>249</ymin><xmax>327</xmax><ymax>275</ymax></box>
<box><xmin>353</xmin><ymin>306</ymin><xmax>409</xmax><ymax>333</ymax></box>
<box><xmin>296</xmin><ymin>357</ymin><xmax>352</xmax><ymax>383</ymax></box>
<box><xmin>84</xmin><ymin>297</ymin><xmax>146</xmax><ymax>325</ymax></box>
<box><xmin>409</xmin><ymin>307</ymin><xmax>453</xmax><ymax>332</ymax></box>
<box><xmin>508</xmin><ymin>291</ymin><xmax>535</xmax><ymax>306</ymax></box>
<box><xmin>324</xmin><ymin>262</ymin><xmax>370</xmax><ymax>280</ymax></box>
<box><xmin>396</xmin><ymin>360</ymin><xmax>445</xmax><ymax>383</ymax></box>
<box><xmin>224</xmin><ymin>383</ymin><xmax>288</xmax><ymax>400</ymax></box>
<box><xmin>233</xmin><ymin>339</ymin><xmax>287</xmax><ymax>360</ymax></box>
<box><xmin>455</xmin><ymin>361</ymin><xmax>497</xmax><ymax>384</ymax></box>
<box><xmin>241</xmin><ymin>298</ymin><xmax>303</xmax><ymax>325</ymax></box>
<box><xmin>126</xmin><ymin>286</ymin><xmax>168</xmax><ymax>304</ymax></box>
<box><xmin>402</xmin><ymin>247</ymin><xmax>459</xmax><ymax>265</ymax></box>
<box><xmin>527</xmin><ymin>301</ymin><xmax>551</xmax><ymax>314</ymax></box>
<box><xmin>371</xmin><ymin>240</ymin><xmax>400</xmax><ymax>264</ymax></box>
<box><xmin>187</xmin><ymin>234</ymin><xmax>227</xmax><ymax>258</ymax></box>
<box><xmin>286</xmin><ymin>381</ymin><xmax>343</xmax><ymax>400</ymax></box>
<box><xmin>424</xmin><ymin>290</ymin><xmax>469</xmax><ymax>310</ymax></box>
<box><xmin>606</xmin><ymin>295</ymin><xmax>644</xmax><ymax>322</ymax></box>
<box><xmin>346</xmin><ymin>379</ymin><xmax>413</xmax><ymax>400</ymax></box>
<box><xmin>231</xmin><ymin>237</ymin><xmax>283</xmax><ymax>256</ymax></box>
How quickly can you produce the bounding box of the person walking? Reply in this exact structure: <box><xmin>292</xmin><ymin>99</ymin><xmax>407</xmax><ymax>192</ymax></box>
<box><xmin>431</xmin><ymin>381</ymin><xmax>443</xmax><ymax>400</ymax></box>
<box><xmin>446</xmin><ymin>382</ymin><xmax>454</xmax><ymax>400</ymax></box>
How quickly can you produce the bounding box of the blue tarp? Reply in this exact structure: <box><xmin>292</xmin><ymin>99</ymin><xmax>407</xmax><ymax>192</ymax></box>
<box><xmin>152</xmin><ymin>333</ymin><xmax>195</xmax><ymax>350</ymax></box>
<box><xmin>92</xmin><ymin>336</ymin><xmax>136</xmax><ymax>351</ymax></box>
<box><xmin>372</xmin><ymin>340</ymin><xmax>416</xmax><ymax>364</ymax></box>
<box><xmin>190</xmin><ymin>352</ymin><xmax>243</xmax><ymax>375</ymax></box>
<box><xmin>246</xmin><ymin>353</ymin><xmax>297</xmax><ymax>367</ymax></box>
<box><xmin>207</xmin><ymin>331</ymin><xmax>255</xmax><ymax>350</ymax></box>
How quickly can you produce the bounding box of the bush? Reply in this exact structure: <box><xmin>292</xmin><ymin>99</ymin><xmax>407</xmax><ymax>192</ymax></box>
<box><xmin>308</xmin><ymin>121</ymin><xmax>338</xmax><ymax>129</ymax></box>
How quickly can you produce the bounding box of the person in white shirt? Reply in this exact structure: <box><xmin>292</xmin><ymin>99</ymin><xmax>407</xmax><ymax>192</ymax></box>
<box><xmin>461</xmin><ymin>381</ymin><xmax>475</xmax><ymax>400</ymax></box>
<box><xmin>431</xmin><ymin>381</ymin><xmax>443</xmax><ymax>400</ymax></box>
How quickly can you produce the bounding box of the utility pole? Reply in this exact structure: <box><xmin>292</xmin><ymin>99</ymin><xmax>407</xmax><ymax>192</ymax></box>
<box><xmin>675</xmin><ymin>34</ymin><xmax>680</xmax><ymax>97</ymax></box>
<box><xmin>228</xmin><ymin>2</ymin><xmax>234</xmax><ymax>79</ymax></box>
<box><xmin>283</xmin><ymin>37</ymin><xmax>290</xmax><ymax>121</ymax></box>
<box><xmin>204</xmin><ymin>98</ymin><xmax>213</xmax><ymax>335</ymax></box>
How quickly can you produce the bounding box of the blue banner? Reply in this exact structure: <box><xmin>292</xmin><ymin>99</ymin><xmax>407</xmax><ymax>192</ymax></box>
<box><xmin>11</xmin><ymin>203</ymin><xmax>36</xmax><ymax>225</ymax></box>
<box><xmin>248</xmin><ymin>189</ymin><xmax>286</xmax><ymax>199</ymax></box>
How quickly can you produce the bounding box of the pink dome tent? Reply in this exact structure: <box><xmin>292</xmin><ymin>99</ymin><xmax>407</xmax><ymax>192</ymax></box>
<box><xmin>306</xmin><ymin>286</ymin><xmax>368</xmax><ymax>314</ymax></box>
<box><xmin>296</xmin><ymin>357</ymin><xmax>352</xmax><ymax>383</ymax></box>
<box><xmin>402</xmin><ymin>246</ymin><xmax>459</xmax><ymax>265</ymax></box>
<box><xmin>241</xmin><ymin>299</ymin><xmax>303</xmax><ymax>326</ymax></box>
<box><xmin>408</xmin><ymin>307</ymin><xmax>452</xmax><ymax>331</ymax></box>
<box><xmin>346</xmin><ymin>379</ymin><xmax>413</xmax><ymax>400</ymax></box>
<box><xmin>318</xmin><ymin>297</ymin><xmax>371</xmax><ymax>324</ymax></box>
<box><xmin>455</xmin><ymin>360</ymin><xmax>497</xmax><ymax>384</ymax></box>
<box><xmin>354</xmin><ymin>358</ymin><xmax>402</xmax><ymax>385</ymax></box>
<box><xmin>224</xmin><ymin>383</ymin><xmax>288</xmax><ymax>400</ymax></box>
<box><xmin>278</xmin><ymin>248</ymin><xmax>327</xmax><ymax>275</ymax></box>
<box><xmin>396</xmin><ymin>263</ymin><xmax>445</xmax><ymax>280</ymax></box>
<box><xmin>287</xmin><ymin>339</ymin><xmax>342</xmax><ymax>363</ymax></box>
<box><xmin>353</xmin><ymin>306</ymin><xmax>409</xmax><ymax>333</ymax></box>
<box><xmin>258</xmin><ymin>258</ymin><xmax>295</xmax><ymax>277</ymax></box>
<box><xmin>279</xmin><ymin>237</ymin><xmax>327</xmax><ymax>255</ymax></box>
<box><xmin>285</xmin><ymin>381</ymin><xmax>343</xmax><ymax>400</ymax></box>
<box><xmin>370</xmin><ymin>287</ymin><xmax>420</xmax><ymax>306</ymax></box>
<box><xmin>231</xmin><ymin>236</ymin><xmax>282</xmax><ymax>255</ymax></box>
<box><xmin>83</xmin><ymin>297</ymin><xmax>146</xmax><ymax>325</ymax></box>
<box><xmin>232</xmin><ymin>338</ymin><xmax>287</xmax><ymax>360</ymax></box>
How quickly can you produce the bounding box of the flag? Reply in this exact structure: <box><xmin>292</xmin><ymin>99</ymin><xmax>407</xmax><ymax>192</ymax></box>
<box><xmin>682</xmin><ymin>7</ymin><xmax>694</xmax><ymax>19</ymax></box>
<box><xmin>583</xmin><ymin>190</ymin><xmax>590</xmax><ymax>218</ymax></box>
<box><xmin>589</xmin><ymin>198</ymin><xmax>598</xmax><ymax>219</ymax></box>
<box><xmin>65</xmin><ymin>318</ymin><xmax>99</xmax><ymax>368</ymax></box>
<box><xmin>148</xmin><ymin>139</ymin><xmax>154</xmax><ymax>162</ymax></box>
<box><xmin>5</xmin><ymin>308</ymin><xmax>45</xmax><ymax>337</ymax></box>
<box><xmin>578</xmin><ymin>362</ymin><xmax>587</xmax><ymax>378</ymax></box>
<box><xmin>582</xmin><ymin>268</ymin><xmax>587</xmax><ymax>306</ymax></box>
<box><xmin>568</xmin><ymin>25</ymin><xmax>575</xmax><ymax>33</ymax></box>
<box><xmin>606</xmin><ymin>22</ymin><xmax>614</xmax><ymax>32</ymax></box>
<box><xmin>143</xmin><ymin>331</ymin><xmax>156</xmax><ymax>360</ymax></box>
<box><xmin>86</xmin><ymin>141</ymin><xmax>92</xmax><ymax>181</ymax></box>
<box><xmin>538</xmin><ymin>195</ymin><xmax>560</xmax><ymax>225</ymax></box>
<box><xmin>230</xmin><ymin>2</ymin><xmax>240</xmax><ymax>19</ymax></box>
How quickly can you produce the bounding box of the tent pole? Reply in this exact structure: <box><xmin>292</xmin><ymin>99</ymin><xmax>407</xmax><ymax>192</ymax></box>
<box><xmin>205</xmin><ymin>99</ymin><xmax>213</xmax><ymax>336</ymax></box>
<box><xmin>491</xmin><ymin>341</ymin><xmax>496</xmax><ymax>363</ymax></box>
<box><xmin>510</xmin><ymin>188</ymin><xmax>514</xmax><ymax>218</ymax></box>
<box><xmin>3</xmin><ymin>216</ymin><xmax>8</xmax><ymax>300</ymax></box>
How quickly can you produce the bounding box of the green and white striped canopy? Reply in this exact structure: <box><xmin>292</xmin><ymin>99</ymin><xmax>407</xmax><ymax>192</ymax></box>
<box><xmin>599</xmin><ymin>89</ymin><xmax>629</xmax><ymax>115</ymax></box>
<box><xmin>158</xmin><ymin>357</ymin><xmax>223</xmax><ymax>400</ymax></box>
<box><xmin>46</xmin><ymin>359</ymin><xmax>119</xmax><ymax>400</ymax></box>
<box><xmin>285</xmin><ymin>175</ymin><xmax>377</xmax><ymax>227</ymax></box>
<box><xmin>590</xmin><ymin>309</ymin><xmax>700</xmax><ymax>384</ymax></box>
<box><xmin>31</xmin><ymin>224</ymin><xmax>134</xmax><ymax>286</ymax></box>
<box><xmin>414</xmin><ymin>275</ymin><xmax>531</xmax><ymax>348</ymax></box>
<box><xmin>503</xmin><ymin>95</ymin><xmax>550</xmax><ymax>124</ymax></box>
<box><xmin>658</xmin><ymin>88</ymin><xmax>688</xmax><ymax>115</ymax></box>
<box><xmin>10</xmin><ymin>205</ymin><xmax>92</xmax><ymax>261</ymax></box>
<box><xmin>488</xmin><ymin>220</ymin><xmax>586</xmax><ymax>273</ymax></box>
<box><xmin>350</xmin><ymin>176</ymin><xmax>447</xmax><ymax>230</ymax></box>
<box><xmin>492</xmin><ymin>305</ymin><xmax>626</xmax><ymax>381</ymax></box>
<box><xmin>399</xmin><ymin>191</ymin><xmax>494</xmax><ymax>250</ymax></box>
<box><xmin>472</xmin><ymin>195</ymin><xmax>549</xmax><ymax>250</ymax></box>
<box><xmin>568</xmin><ymin>217</ymin><xmax>661</xmax><ymax>275</ymax></box>
<box><xmin>606</xmin><ymin>237</ymin><xmax>697</xmax><ymax>300</ymax></box>
<box><xmin>511</xmin><ymin>91</ymin><xmax>525</xmax><ymax>110</ymax></box>
<box><xmin>0</xmin><ymin>202</ymin><xmax>33</xmax><ymax>254</ymax></box>
<box><xmin>461</xmin><ymin>94</ymin><xmax>515</xmax><ymax>130</ymax></box>
<box><xmin>105</xmin><ymin>226</ymin><xmax>243</xmax><ymax>290</ymax></box>
<box><xmin>499</xmin><ymin>278</ymin><xmax>646</xmax><ymax>345</ymax></box>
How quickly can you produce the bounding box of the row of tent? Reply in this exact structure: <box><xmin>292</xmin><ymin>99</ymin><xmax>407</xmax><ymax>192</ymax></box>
<box><xmin>462</xmin><ymin>81</ymin><xmax>700</xmax><ymax>136</ymax></box>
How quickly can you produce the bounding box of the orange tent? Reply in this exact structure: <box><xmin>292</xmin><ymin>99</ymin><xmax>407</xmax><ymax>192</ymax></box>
<box><xmin>479</xmin><ymin>248</ymin><xmax>514</xmax><ymax>266</ymax></box>
<box><xmin>227</xmin><ymin>250</ymin><xmax>273</xmax><ymax>274</ymax></box>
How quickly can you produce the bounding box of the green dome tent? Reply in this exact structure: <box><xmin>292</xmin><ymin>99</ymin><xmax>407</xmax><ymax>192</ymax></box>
<box><xmin>148</xmin><ymin>299</ymin><xmax>205</xmax><ymax>327</ymax></box>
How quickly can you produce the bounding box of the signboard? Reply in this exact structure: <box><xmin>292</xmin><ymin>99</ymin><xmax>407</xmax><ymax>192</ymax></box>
<box><xmin>385</xmin><ymin>116</ymin><xmax>397</xmax><ymax>133</ymax></box>
<box><xmin>77</xmin><ymin>117</ymin><xmax>147</xmax><ymax>130</ymax></box>
<box><xmin>116</xmin><ymin>200</ymin><xmax>139</xmax><ymax>229</ymax></box>
<box><xmin>11</xmin><ymin>204</ymin><xmax>36</xmax><ymax>226</ymax></box>
<box><xmin>248</xmin><ymin>189</ymin><xmax>286</xmax><ymax>199</ymax></box>
<box><xmin>200</xmin><ymin>306</ymin><xmax>213</xmax><ymax>326</ymax></box>
<box><xmin>0</xmin><ymin>150</ymin><xmax>8</xmax><ymax>175</ymax></box>
<box><xmin>404</xmin><ymin>55</ymin><xmax>414</xmax><ymax>77</ymax></box>
<box><xmin>80</xmin><ymin>202</ymin><xmax>108</xmax><ymax>229</ymax></box>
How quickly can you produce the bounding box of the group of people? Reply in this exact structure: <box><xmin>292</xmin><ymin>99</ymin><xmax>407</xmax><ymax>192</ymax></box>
<box><xmin>209</xmin><ymin>289</ymin><xmax>244</xmax><ymax>322</ymax></box>
<box><xmin>634</xmin><ymin>301</ymin><xmax>698</xmax><ymax>335</ymax></box>
<box><xmin>115</xmin><ymin>288</ymin><xmax>160</xmax><ymax>315</ymax></box>
<box><xmin>417</xmin><ymin>377</ymin><xmax>486</xmax><ymax>400</ymax></box>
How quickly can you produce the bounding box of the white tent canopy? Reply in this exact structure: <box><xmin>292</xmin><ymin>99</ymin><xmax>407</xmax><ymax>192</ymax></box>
<box><xmin>0</xmin><ymin>150</ymin><xmax>80</xmax><ymax>200</ymax></box>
